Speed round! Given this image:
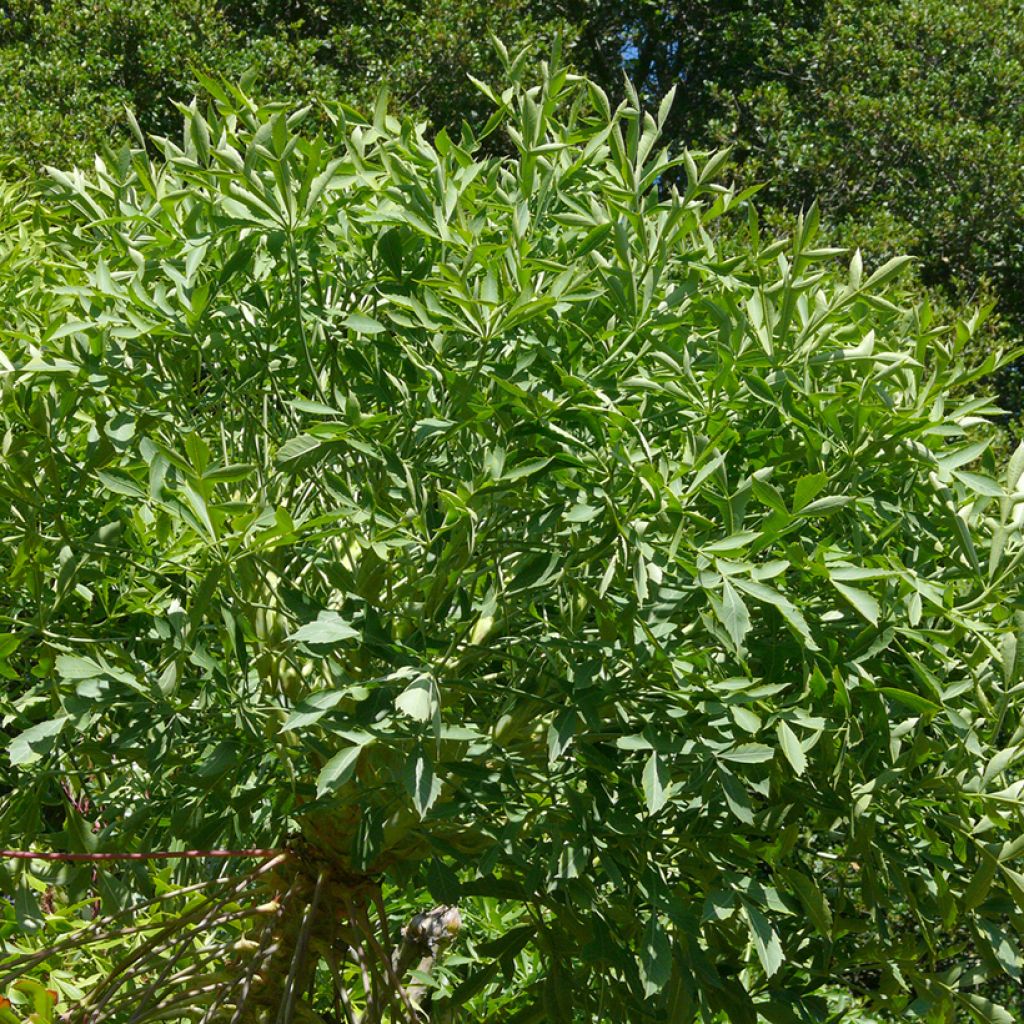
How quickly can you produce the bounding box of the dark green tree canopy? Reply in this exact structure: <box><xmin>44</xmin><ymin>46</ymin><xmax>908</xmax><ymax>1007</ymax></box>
<box><xmin>1</xmin><ymin>51</ymin><xmax>1023</xmax><ymax>1024</ymax></box>
<box><xmin>0</xmin><ymin>0</ymin><xmax>567</xmax><ymax>171</ymax></box>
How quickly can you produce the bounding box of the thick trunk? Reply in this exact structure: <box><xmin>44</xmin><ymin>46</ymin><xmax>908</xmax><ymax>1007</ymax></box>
<box><xmin>227</xmin><ymin>849</ymin><xmax>460</xmax><ymax>1024</ymax></box>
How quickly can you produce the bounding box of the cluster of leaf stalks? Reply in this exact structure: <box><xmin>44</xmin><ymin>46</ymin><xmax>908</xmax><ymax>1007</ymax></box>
<box><xmin>1</xmin><ymin>847</ymin><xmax>460</xmax><ymax>1023</ymax></box>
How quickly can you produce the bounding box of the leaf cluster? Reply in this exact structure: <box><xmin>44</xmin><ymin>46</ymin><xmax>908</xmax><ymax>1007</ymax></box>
<box><xmin>1</xmin><ymin>53</ymin><xmax>1023</xmax><ymax>1022</ymax></box>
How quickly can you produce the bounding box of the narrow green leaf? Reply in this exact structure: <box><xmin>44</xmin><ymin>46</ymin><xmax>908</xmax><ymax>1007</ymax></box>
<box><xmin>10</xmin><ymin>717</ymin><xmax>69</xmax><ymax>766</ymax></box>
<box><xmin>792</xmin><ymin>472</ymin><xmax>828</xmax><ymax>512</ymax></box>
<box><xmin>277</xmin><ymin>434</ymin><xmax>322</xmax><ymax>465</ymax></box>
<box><xmin>718</xmin><ymin>767</ymin><xmax>754</xmax><ymax>824</ymax></box>
<box><xmin>936</xmin><ymin>439</ymin><xmax>989</xmax><ymax>473</ymax></box>
<box><xmin>97</xmin><ymin>470</ymin><xmax>145</xmax><ymax>498</ymax></box>
<box><xmin>289</xmin><ymin>612</ymin><xmax>359</xmax><ymax>646</ymax></box>
<box><xmin>744</xmin><ymin>903</ymin><xmax>783</xmax><ymax>978</ymax></box>
<box><xmin>640</xmin><ymin>916</ymin><xmax>672</xmax><ymax>996</ymax></box>
<box><xmin>564</xmin><ymin>503</ymin><xmax>600</xmax><ymax>523</ymax></box>
<box><xmin>720</xmin><ymin>744</ymin><xmax>775</xmax><ymax>764</ymax></box>
<box><xmin>831</xmin><ymin>580</ymin><xmax>880</xmax><ymax>625</ymax></box>
<box><xmin>718</xmin><ymin>577</ymin><xmax>751</xmax><ymax>647</ymax></box>
<box><xmin>282</xmin><ymin>689</ymin><xmax>350</xmax><ymax>731</ymax></box>
<box><xmin>962</xmin><ymin>851</ymin><xmax>998</xmax><ymax>910</ymax></box>
<box><xmin>405</xmin><ymin>747</ymin><xmax>441</xmax><ymax>817</ymax></box>
<box><xmin>799</xmin><ymin>495</ymin><xmax>852</xmax><ymax>515</ymax></box>
<box><xmin>395</xmin><ymin>676</ymin><xmax>437</xmax><ymax>722</ymax></box>
<box><xmin>780</xmin><ymin>868</ymin><xmax>832</xmax><ymax>938</ymax></box>
<box><xmin>864</xmin><ymin>254</ymin><xmax>914</xmax><ymax>289</ymax></box>
<box><xmin>879</xmin><ymin>687</ymin><xmax>941</xmax><ymax>716</ymax></box>
<box><xmin>643</xmin><ymin>751</ymin><xmax>669</xmax><ymax>814</ymax></box>
<box><xmin>656</xmin><ymin>85</ymin><xmax>677</xmax><ymax>129</ymax></box>
<box><xmin>957</xmin><ymin>993</ymin><xmax>1015</xmax><ymax>1024</ymax></box>
<box><xmin>1008</xmin><ymin>441</ymin><xmax>1024</xmax><ymax>491</ymax></box>
<box><xmin>343</xmin><ymin>312</ymin><xmax>386</xmax><ymax>335</ymax></box>
<box><xmin>0</xmin><ymin>633</ymin><xmax>21</xmax><ymax>665</ymax></box>
<box><xmin>502</xmin><ymin>457</ymin><xmax>554</xmax><ymax>482</ymax></box>
<box><xmin>55</xmin><ymin>655</ymin><xmax>104</xmax><ymax>680</ymax></box>
<box><xmin>776</xmin><ymin>721</ymin><xmax>807</xmax><ymax>776</ymax></box>
<box><xmin>954</xmin><ymin>470</ymin><xmax>1003</xmax><ymax>498</ymax></box>
<box><xmin>733</xmin><ymin>578</ymin><xmax>818</xmax><ymax>650</ymax></box>
<box><xmin>316</xmin><ymin>744</ymin><xmax>364</xmax><ymax>797</ymax></box>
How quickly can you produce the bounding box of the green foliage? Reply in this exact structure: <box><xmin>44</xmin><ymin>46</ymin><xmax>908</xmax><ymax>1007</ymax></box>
<box><xmin>0</xmin><ymin>0</ymin><xmax>566</xmax><ymax>172</ymax></box>
<box><xmin>703</xmin><ymin>0</ymin><xmax>1024</xmax><ymax>419</ymax></box>
<box><xmin>732</xmin><ymin>0</ymin><xmax>1024</xmax><ymax>296</ymax></box>
<box><xmin>2</xmin><ymin>53</ymin><xmax>1024</xmax><ymax>1021</ymax></box>
<box><xmin>4</xmin><ymin>0</ymin><xmax>1022</xmax><ymax>416</ymax></box>
<box><xmin>557</xmin><ymin>0</ymin><xmax>823</xmax><ymax>158</ymax></box>
<box><xmin>0</xmin><ymin>0</ymin><xmax>237</xmax><ymax>172</ymax></box>
<box><xmin>543</xmin><ymin>1</ymin><xmax>1024</xmax><ymax>421</ymax></box>
<box><xmin>553</xmin><ymin>0</ymin><xmax>1024</xmax><ymax>327</ymax></box>
<box><xmin>214</xmin><ymin>0</ymin><xmax>570</xmax><ymax>139</ymax></box>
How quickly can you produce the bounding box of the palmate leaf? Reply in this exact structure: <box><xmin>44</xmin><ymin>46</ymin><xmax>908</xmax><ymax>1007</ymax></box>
<box><xmin>0</xmin><ymin>48</ymin><xmax>1021</xmax><ymax>1024</ymax></box>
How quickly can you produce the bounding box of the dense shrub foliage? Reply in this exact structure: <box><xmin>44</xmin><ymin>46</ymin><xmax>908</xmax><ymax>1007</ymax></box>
<box><xmin>557</xmin><ymin>0</ymin><xmax>1024</xmax><ymax>421</ymax></box>
<box><xmin>1</xmin><ymin>57</ymin><xmax>1023</xmax><ymax>1021</ymax></box>
<box><xmin>727</xmin><ymin>0</ymin><xmax>1024</xmax><ymax>415</ymax></box>
<box><xmin>3</xmin><ymin>2</ymin><xmax>1022</xmax><ymax>415</ymax></box>
<box><xmin>731</xmin><ymin>0</ymin><xmax>1024</xmax><ymax>299</ymax></box>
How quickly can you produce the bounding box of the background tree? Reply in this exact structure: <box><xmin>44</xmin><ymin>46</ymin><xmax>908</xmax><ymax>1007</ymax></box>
<box><xmin>2</xmin><ymin>54</ymin><xmax>1023</xmax><ymax>1021</ymax></box>
<box><xmin>553</xmin><ymin>0</ymin><xmax>1024</xmax><ymax>423</ymax></box>
<box><xmin>0</xmin><ymin>0</ymin><xmax>569</xmax><ymax>171</ymax></box>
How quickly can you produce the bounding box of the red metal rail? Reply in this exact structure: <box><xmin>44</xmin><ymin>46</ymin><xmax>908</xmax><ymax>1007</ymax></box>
<box><xmin>0</xmin><ymin>848</ymin><xmax>284</xmax><ymax>863</ymax></box>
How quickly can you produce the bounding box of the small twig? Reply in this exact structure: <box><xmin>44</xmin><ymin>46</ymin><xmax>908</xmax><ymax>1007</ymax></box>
<box><xmin>84</xmin><ymin>893</ymin><xmax>275</xmax><ymax>1021</ymax></box>
<box><xmin>348</xmin><ymin>893</ymin><xmax>396</xmax><ymax>1024</ymax></box>
<box><xmin>113</xmin><ymin>977</ymin><xmax>225</xmax><ymax>1023</ymax></box>
<box><xmin>68</xmin><ymin>859</ymin><xmax>286</xmax><ymax>1020</ymax></box>
<box><xmin>204</xmin><ymin>900</ymin><xmax>282</xmax><ymax>1024</ymax></box>
<box><xmin>0</xmin><ymin>873</ymin><xmax>248</xmax><ymax>982</ymax></box>
<box><xmin>371</xmin><ymin>885</ymin><xmax>392</xmax><ymax>960</ymax></box>
<box><xmin>347</xmin><ymin>930</ymin><xmax>375</xmax><ymax>1024</ymax></box>
<box><xmin>359</xmin><ymin>904</ymin><xmax>462</xmax><ymax>1024</ymax></box>
<box><xmin>355</xmin><ymin>905</ymin><xmax>419</xmax><ymax>1023</ymax></box>
<box><xmin>227</xmin><ymin>871</ymin><xmax>301</xmax><ymax>1024</ymax></box>
<box><xmin>116</xmin><ymin>906</ymin><xmax>276</xmax><ymax>1023</ymax></box>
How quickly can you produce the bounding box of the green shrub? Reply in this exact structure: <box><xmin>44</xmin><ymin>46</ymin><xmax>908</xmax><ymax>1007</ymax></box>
<box><xmin>1</xmin><ymin>56</ymin><xmax>1022</xmax><ymax>1020</ymax></box>
<box><xmin>0</xmin><ymin>0</ymin><xmax>237</xmax><ymax>171</ymax></box>
<box><xmin>4</xmin><ymin>0</ymin><xmax>1022</xmax><ymax>424</ymax></box>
